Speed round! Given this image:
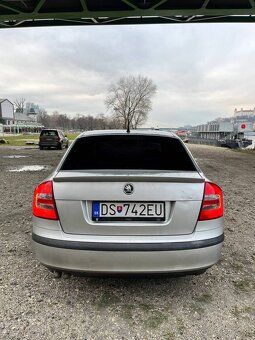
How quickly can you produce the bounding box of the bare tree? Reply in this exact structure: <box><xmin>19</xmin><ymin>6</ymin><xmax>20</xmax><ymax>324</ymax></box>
<box><xmin>50</xmin><ymin>111</ymin><xmax>60</xmax><ymax>128</ymax></box>
<box><xmin>56</xmin><ymin>113</ymin><xmax>69</xmax><ymax>130</ymax></box>
<box><xmin>75</xmin><ymin>114</ymin><xmax>87</xmax><ymax>131</ymax></box>
<box><xmin>105</xmin><ymin>75</ymin><xmax>157</xmax><ymax>130</ymax></box>
<box><xmin>14</xmin><ymin>98</ymin><xmax>26</xmax><ymax>113</ymax></box>
<box><xmin>37</xmin><ymin>110</ymin><xmax>50</xmax><ymax>127</ymax></box>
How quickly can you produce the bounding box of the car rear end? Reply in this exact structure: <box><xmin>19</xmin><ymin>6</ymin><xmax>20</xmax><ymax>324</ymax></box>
<box><xmin>39</xmin><ymin>129</ymin><xmax>61</xmax><ymax>149</ymax></box>
<box><xmin>32</xmin><ymin>131</ymin><xmax>224</xmax><ymax>275</ymax></box>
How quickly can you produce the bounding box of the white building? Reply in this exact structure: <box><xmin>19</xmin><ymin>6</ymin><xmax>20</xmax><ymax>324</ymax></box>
<box><xmin>196</xmin><ymin>122</ymin><xmax>234</xmax><ymax>140</ymax></box>
<box><xmin>0</xmin><ymin>98</ymin><xmax>14</xmax><ymax>124</ymax></box>
<box><xmin>234</xmin><ymin>108</ymin><xmax>255</xmax><ymax>118</ymax></box>
<box><xmin>0</xmin><ymin>98</ymin><xmax>43</xmax><ymax>133</ymax></box>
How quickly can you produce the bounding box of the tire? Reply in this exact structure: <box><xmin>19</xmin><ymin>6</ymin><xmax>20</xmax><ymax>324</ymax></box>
<box><xmin>39</xmin><ymin>146</ymin><xmax>43</xmax><ymax>150</ymax></box>
<box><xmin>66</xmin><ymin>142</ymin><xmax>69</xmax><ymax>149</ymax></box>
<box><xmin>58</xmin><ymin>143</ymin><xmax>63</xmax><ymax>150</ymax></box>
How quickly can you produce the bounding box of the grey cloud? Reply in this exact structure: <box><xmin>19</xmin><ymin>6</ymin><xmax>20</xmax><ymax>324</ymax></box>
<box><xmin>0</xmin><ymin>24</ymin><xmax>255</xmax><ymax>126</ymax></box>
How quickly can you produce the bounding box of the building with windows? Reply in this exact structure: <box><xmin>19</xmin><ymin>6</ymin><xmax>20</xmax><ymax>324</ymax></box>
<box><xmin>0</xmin><ymin>98</ymin><xmax>14</xmax><ymax>124</ymax></box>
<box><xmin>0</xmin><ymin>98</ymin><xmax>43</xmax><ymax>133</ymax></box>
<box><xmin>195</xmin><ymin>120</ymin><xmax>253</xmax><ymax>141</ymax></box>
<box><xmin>234</xmin><ymin>108</ymin><xmax>255</xmax><ymax>118</ymax></box>
<box><xmin>195</xmin><ymin>122</ymin><xmax>234</xmax><ymax>140</ymax></box>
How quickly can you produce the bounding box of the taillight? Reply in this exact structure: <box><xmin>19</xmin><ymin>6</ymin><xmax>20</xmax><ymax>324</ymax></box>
<box><xmin>198</xmin><ymin>182</ymin><xmax>223</xmax><ymax>221</ymax></box>
<box><xmin>33</xmin><ymin>181</ymin><xmax>58</xmax><ymax>220</ymax></box>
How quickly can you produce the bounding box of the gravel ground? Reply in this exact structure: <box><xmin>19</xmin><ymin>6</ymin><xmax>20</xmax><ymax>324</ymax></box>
<box><xmin>0</xmin><ymin>144</ymin><xmax>254</xmax><ymax>340</ymax></box>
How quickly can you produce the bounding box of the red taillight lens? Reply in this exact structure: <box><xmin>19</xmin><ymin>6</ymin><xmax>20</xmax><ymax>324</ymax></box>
<box><xmin>33</xmin><ymin>181</ymin><xmax>58</xmax><ymax>220</ymax></box>
<box><xmin>198</xmin><ymin>182</ymin><xmax>223</xmax><ymax>221</ymax></box>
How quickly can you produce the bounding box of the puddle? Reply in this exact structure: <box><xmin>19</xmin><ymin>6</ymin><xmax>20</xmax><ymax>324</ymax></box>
<box><xmin>3</xmin><ymin>155</ymin><xmax>28</xmax><ymax>159</ymax></box>
<box><xmin>8</xmin><ymin>165</ymin><xmax>51</xmax><ymax>172</ymax></box>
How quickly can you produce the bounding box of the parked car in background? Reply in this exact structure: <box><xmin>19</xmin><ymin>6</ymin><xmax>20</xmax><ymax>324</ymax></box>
<box><xmin>32</xmin><ymin>130</ymin><xmax>224</xmax><ymax>276</ymax></box>
<box><xmin>39</xmin><ymin>129</ymin><xmax>68</xmax><ymax>150</ymax></box>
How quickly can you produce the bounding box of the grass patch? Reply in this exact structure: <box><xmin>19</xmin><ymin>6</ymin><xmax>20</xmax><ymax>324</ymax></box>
<box><xmin>66</xmin><ymin>133</ymin><xmax>80</xmax><ymax>140</ymax></box>
<box><xmin>188</xmin><ymin>303</ymin><xmax>205</xmax><ymax>315</ymax></box>
<box><xmin>233</xmin><ymin>278</ymin><xmax>255</xmax><ymax>293</ymax></box>
<box><xmin>195</xmin><ymin>293</ymin><xmax>213</xmax><ymax>303</ymax></box>
<box><xmin>243</xmin><ymin>306</ymin><xmax>254</xmax><ymax>314</ymax></box>
<box><xmin>176</xmin><ymin>317</ymin><xmax>185</xmax><ymax>335</ymax></box>
<box><xmin>230</xmin><ymin>261</ymin><xmax>245</xmax><ymax>271</ymax></box>
<box><xmin>0</xmin><ymin>134</ymin><xmax>38</xmax><ymax>141</ymax></box>
<box><xmin>120</xmin><ymin>304</ymin><xmax>134</xmax><ymax>321</ymax></box>
<box><xmin>231</xmin><ymin>306</ymin><xmax>254</xmax><ymax>318</ymax></box>
<box><xmin>163</xmin><ymin>331</ymin><xmax>175</xmax><ymax>340</ymax></box>
<box><xmin>0</xmin><ymin>132</ymin><xmax>80</xmax><ymax>146</ymax></box>
<box><xmin>139</xmin><ymin>303</ymin><xmax>155</xmax><ymax>312</ymax></box>
<box><xmin>0</xmin><ymin>134</ymin><xmax>39</xmax><ymax>146</ymax></box>
<box><xmin>120</xmin><ymin>302</ymin><xmax>171</xmax><ymax>326</ymax></box>
<box><xmin>96</xmin><ymin>291</ymin><xmax>120</xmax><ymax>308</ymax></box>
<box><xmin>144</xmin><ymin>311</ymin><xmax>168</xmax><ymax>329</ymax></box>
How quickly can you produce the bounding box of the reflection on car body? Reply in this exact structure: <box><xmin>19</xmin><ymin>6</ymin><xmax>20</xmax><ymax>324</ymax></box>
<box><xmin>32</xmin><ymin>130</ymin><xmax>224</xmax><ymax>276</ymax></box>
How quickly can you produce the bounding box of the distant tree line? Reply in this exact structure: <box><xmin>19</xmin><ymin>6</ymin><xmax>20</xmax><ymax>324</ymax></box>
<box><xmin>19</xmin><ymin>75</ymin><xmax>157</xmax><ymax>131</ymax></box>
<box><xmin>37</xmin><ymin>110</ymin><xmax>122</xmax><ymax>131</ymax></box>
<box><xmin>37</xmin><ymin>75</ymin><xmax>157</xmax><ymax>131</ymax></box>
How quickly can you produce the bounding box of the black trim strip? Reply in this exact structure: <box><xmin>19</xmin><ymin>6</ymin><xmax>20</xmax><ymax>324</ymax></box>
<box><xmin>53</xmin><ymin>176</ymin><xmax>205</xmax><ymax>183</ymax></box>
<box><xmin>32</xmin><ymin>233</ymin><xmax>224</xmax><ymax>252</ymax></box>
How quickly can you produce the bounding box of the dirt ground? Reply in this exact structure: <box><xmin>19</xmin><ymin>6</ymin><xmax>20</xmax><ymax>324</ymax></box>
<box><xmin>0</xmin><ymin>144</ymin><xmax>254</xmax><ymax>340</ymax></box>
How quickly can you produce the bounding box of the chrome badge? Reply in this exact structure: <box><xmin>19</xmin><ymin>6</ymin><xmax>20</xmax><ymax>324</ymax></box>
<box><xmin>123</xmin><ymin>183</ymin><xmax>134</xmax><ymax>195</ymax></box>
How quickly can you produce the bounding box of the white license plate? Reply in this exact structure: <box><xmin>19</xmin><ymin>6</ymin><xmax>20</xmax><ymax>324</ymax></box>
<box><xmin>92</xmin><ymin>202</ymin><xmax>165</xmax><ymax>221</ymax></box>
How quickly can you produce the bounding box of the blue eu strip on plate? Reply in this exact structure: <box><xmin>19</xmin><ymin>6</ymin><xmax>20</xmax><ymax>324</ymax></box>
<box><xmin>92</xmin><ymin>201</ymin><xmax>100</xmax><ymax>219</ymax></box>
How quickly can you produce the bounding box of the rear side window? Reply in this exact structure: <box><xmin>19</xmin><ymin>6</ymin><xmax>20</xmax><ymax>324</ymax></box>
<box><xmin>40</xmin><ymin>130</ymin><xmax>58</xmax><ymax>136</ymax></box>
<box><xmin>61</xmin><ymin>135</ymin><xmax>196</xmax><ymax>171</ymax></box>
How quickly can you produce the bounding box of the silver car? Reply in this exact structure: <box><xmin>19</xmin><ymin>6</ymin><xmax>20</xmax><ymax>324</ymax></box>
<box><xmin>32</xmin><ymin>130</ymin><xmax>224</xmax><ymax>276</ymax></box>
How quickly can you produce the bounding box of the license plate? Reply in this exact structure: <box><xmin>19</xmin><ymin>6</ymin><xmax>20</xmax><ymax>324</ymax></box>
<box><xmin>92</xmin><ymin>202</ymin><xmax>165</xmax><ymax>221</ymax></box>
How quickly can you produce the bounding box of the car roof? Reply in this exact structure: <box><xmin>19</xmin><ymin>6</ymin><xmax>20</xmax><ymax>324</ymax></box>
<box><xmin>77</xmin><ymin>129</ymin><xmax>178</xmax><ymax>139</ymax></box>
<box><xmin>41</xmin><ymin>129</ymin><xmax>63</xmax><ymax>133</ymax></box>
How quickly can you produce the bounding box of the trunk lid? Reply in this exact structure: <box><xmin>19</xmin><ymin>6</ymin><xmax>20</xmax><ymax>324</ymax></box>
<box><xmin>53</xmin><ymin>170</ymin><xmax>205</xmax><ymax>236</ymax></box>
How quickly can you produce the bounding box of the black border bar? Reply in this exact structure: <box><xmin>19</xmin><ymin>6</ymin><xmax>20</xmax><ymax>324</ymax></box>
<box><xmin>32</xmin><ymin>233</ymin><xmax>224</xmax><ymax>252</ymax></box>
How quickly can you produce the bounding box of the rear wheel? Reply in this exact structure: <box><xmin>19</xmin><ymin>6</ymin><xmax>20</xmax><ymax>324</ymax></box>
<box><xmin>39</xmin><ymin>146</ymin><xmax>43</xmax><ymax>150</ymax></box>
<box><xmin>58</xmin><ymin>143</ymin><xmax>63</xmax><ymax>150</ymax></box>
<box><xmin>66</xmin><ymin>142</ymin><xmax>69</xmax><ymax>149</ymax></box>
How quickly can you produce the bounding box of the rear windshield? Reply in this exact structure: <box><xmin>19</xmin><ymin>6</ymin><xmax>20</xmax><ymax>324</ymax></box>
<box><xmin>40</xmin><ymin>130</ymin><xmax>58</xmax><ymax>136</ymax></box>
<box><xmin>61</xmin><ymin>135</ymin><xmax>196</xmax><ymax>171</ymax></box>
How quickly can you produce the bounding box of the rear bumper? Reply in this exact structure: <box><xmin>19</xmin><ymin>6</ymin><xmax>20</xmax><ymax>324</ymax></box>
<box><xmin>32</xmin><ymin>233</ymin><xmax>223</xmax><ymax>251</ymax></box>
<box><xmin>32</xmin><ymin>232</ymin><xmax>224</xmax><ymax>274</ymax></box>
<box><xmin>39</xmin><ymin>142</ymin><xmax>59</xmax><ymax>147</ymax></box>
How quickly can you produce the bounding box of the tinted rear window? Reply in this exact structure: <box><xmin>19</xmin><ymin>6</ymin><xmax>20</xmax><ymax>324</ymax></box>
<box><xmin>40</xmin><ymin>130</ymin><xmax>58</xmax><ymax>136</ymax></box>
<box><xmin>61</xmin><ymin>135</ymin><xmax>196</xmax><ymax>171</ymax></box>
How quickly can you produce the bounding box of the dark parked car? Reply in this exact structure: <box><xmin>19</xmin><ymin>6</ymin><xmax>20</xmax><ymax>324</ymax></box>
<box><xmin>33</xmin><ymin>130</ymin><xmax>224</xmax><ymax>276</ymax></box>
<box><xmin>39</xmin><ymin>129</ymin><xmax>68</xmax><ymax>150</ymax></box>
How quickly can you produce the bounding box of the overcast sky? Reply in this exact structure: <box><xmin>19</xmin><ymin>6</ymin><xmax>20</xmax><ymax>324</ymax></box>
<box><xmin>0</xmin><ymin>24</ymin><xmax>255</xmax><ymax>127</ymax></box>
